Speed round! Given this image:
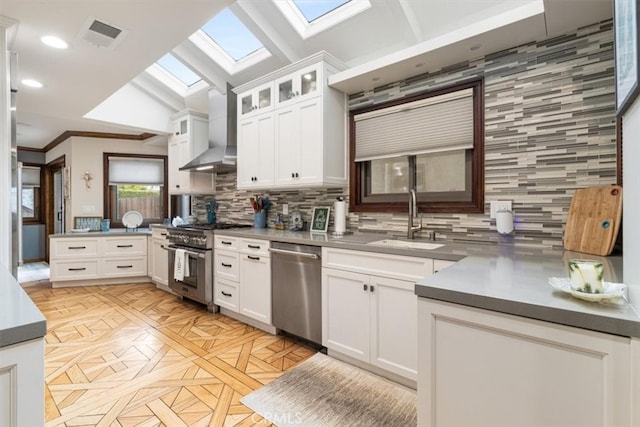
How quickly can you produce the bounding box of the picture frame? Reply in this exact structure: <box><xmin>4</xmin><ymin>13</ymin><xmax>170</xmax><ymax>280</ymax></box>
<box><xmin>615</xmin><ymin>0</ymin><xmax>640</xmax><ymax>115</ymax></box>
<box><xmin>310</xmin><ymin>207</ymin><xmax>330</xmax><ymax>233</ymax></box>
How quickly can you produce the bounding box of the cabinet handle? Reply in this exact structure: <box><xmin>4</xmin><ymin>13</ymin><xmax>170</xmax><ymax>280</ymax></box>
<box><xmin>161</xmin><ymin>245</ymin><xmax>168</xmax><ymax>250</ymax></box>
<box><xmin>295</xmin><ymin>90</ymin><xmax>300</xmax><ymax>96</ymax></box>
<box><xmin>363</xmin><ymin>284</ymin><xmax>368</xmax><ymax>291</ymax></box>
<box><xmin>370</xmin><ymin>285</ymin><xmax>375</xmax><ymax>292</ymax></box>
<box><xmin>221</xmin><ymin>262</ymin><xmax>232</xmax><ymax>268</ymax></box>
<box><xmin>68</xmin><ymin>246</ymin><xmax>86</xmax><ymax>250</ymax></box>
<box><xmin>160</xmin><ymin>233</ymin><xmax>167</xmax><ymax>236</ymax></box>
<box><xmin>221</xmin><ymin>291</ymin><xmax>233</xmax><ymax>297</ymax></box>
<box><xmin>117</xmin><ymin>244</ymin><xmax>133</xmax><ymax>248</ymax></box>
<box><xmin>221</xmin><ymin>241</ymin><xmax>232</xmax><ymax>245</ymax></box>
<box><xmin>247</xmin><ymin>255</ymin><xmax>260</xmax><ymax>261</ymax></box>
<box><xmin>68</xmin><ymin>267</ymin><xmax>86</xmax><ymax>271</ymax></box>
<box><xmin>248</xmin><ymin>244</ymin><xmax>260</xmax><ymax>249</ymax></box>
<box><xmin>117</xmin><ymin>265</ymin><xmax>133</xmax><ymax>269</ymax></box>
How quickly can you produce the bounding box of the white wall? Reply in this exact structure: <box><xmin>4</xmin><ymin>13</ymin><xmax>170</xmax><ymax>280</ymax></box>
<box><xmin>623</xmin><ymin>99</ymin><xmax>640</xmax><ymax>312</ymax></box>
<box><xmin>84</xmin><ymin>83</ymin><xmax>175</xmax><ymax>134</ymax></box>
<box><xmin>45</xmin><ymin>136</ymin><xmax>167</xmax><ymax>231</ymax></box>
<box><xmin>0</xmin><ymin>24</ymin><xmax>11</xmax><ymax>270</ymax></box>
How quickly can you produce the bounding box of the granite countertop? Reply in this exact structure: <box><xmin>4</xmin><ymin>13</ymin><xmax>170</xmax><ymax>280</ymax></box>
<box><xmin>415</xmin><ymin>248</ymin><xmax>640</xmax><ymax>338</ymax></box>
<box><xmin>49</xmin><ymin>228</ymin><xmax>152</xmax><ymax>238</ymax></box>
<box><xmin>212</xmin><ymin>227</ymin><xmax>477</xmax><ymax>261</ymax></box>
<box><xmin>0</xmin><ymin>267</ymin><xmax>47</xmax><ymax>348</ymax></box>
<box><xmin>215</xmin><ymin>227</ymin><xmax>640</xmax><ymax>338</ymax></box>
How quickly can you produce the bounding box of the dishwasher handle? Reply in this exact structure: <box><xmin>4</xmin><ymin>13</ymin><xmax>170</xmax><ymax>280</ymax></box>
<box><xmin>269</xmin><ymin>247</ymin><xmax>320</xmax><ymax>260</ymax></box>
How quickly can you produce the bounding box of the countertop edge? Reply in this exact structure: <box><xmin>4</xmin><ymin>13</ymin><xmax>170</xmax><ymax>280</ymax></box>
<box><xmin>1</xmin><ymin>269</ymin><xmax>47</xmax><ymax>348</ymax></box>
<box><xmin>417</xmin><ymin>287</ymin><xmax>640</xmax><ymax>338</ymax></box>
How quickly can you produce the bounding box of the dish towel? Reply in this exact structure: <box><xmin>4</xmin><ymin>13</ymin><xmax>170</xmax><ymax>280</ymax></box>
<box><xmin>174</xmin><ymin>249</ymin><xmax>190</xmax><ymax>281</ymax></box>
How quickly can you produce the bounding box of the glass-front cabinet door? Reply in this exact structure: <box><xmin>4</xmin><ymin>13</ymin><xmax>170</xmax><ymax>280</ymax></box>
<box><xmin>275</xmin><ymin>63</ymin><xmax>322</xmax><ymax>107</ymax></box>
<box><xmin>238</xmin><ymin>82</ymin><xmax>274</xmax><ymax>118</ymax></box>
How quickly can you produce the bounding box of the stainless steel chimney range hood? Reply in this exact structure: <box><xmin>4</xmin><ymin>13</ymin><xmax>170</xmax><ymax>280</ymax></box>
<box><xmin>179</xmin><ymin>83</ymin><xmax>237</xmax><ymax>173</ymax></box>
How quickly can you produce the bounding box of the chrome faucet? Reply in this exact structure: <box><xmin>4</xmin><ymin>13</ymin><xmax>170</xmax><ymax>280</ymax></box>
<box><xmin>407</xmin><ymin>189</ymin><xmax>422</xmax><ymax>239</ymax></box>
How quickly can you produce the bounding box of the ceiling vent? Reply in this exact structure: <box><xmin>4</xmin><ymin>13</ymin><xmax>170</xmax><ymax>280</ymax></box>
<box><xmin>79</xmin><ymin>17</ymin><xmax>128</xmax><ymax>49</ymax></box>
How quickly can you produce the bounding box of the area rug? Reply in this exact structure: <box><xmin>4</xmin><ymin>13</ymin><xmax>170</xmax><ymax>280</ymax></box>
<box><xmin>241</xmin><ymin>353</ymin><xmax>416</xmax><ymax>426</ymax></box>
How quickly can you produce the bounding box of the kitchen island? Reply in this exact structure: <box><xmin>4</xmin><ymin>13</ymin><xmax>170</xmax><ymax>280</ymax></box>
<box><xmin>415</xmin><ymin>250</ymin><xmax>639</xmax><ymax>427</ymax></box>
<box><xmin>0</xmin><ymin>266</ymin><xmax>46</xmax><ymax>426</ymax></box>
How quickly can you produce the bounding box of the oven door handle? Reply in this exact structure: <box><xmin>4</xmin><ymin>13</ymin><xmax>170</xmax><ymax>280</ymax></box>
<box><xmin>166</xmin><ymin>245</ymin><xmax>207</xmax><ymax>259</ymax></box>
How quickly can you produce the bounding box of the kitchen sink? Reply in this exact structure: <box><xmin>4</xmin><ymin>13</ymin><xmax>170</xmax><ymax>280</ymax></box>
<box><xmin>366</xmin><ymin>239</ymin><xmax>444</xmax><ymax>250</ymax></box>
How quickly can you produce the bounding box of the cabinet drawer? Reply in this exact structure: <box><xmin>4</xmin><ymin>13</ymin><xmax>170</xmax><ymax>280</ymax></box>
<box><xmin>240</xmin><ymin>238</ymin><xmax>270</xmax><ymax>256</ymax></box>
<box><xmin>102</xmin><ymin>257</ymin><xmax>147</xmax><ymax>277</ymax></box>
<box><xmin>434</xmin><ymin>259</ymin><xmax>456</xmax><ymax>273</ymax></box>
<box><xmin>215</xmin><ymin>235</ymin><xmax>239</xmax><ymax>251</ymax></box>
<box><xmin>101</xmin><ymin>237</ymin><xmax>147</xmax><ymax>256</ymax></box>
<box><xmin>50</xmin><ymin>260</ymin><xmax>99</xmax><ymax>281</ymax></box>
<box><xmin>51</xmin><ymin>238</ymin><xmax>99</xmax><ymax>258</ymax></box>
<box><xmin>214</xmin><ymin>278</ymin><xmax>239</xmax><ymax>312</ymax></box>
<box><xmin>215</xmin><ymin>250</ymin><xmax>239</xmax><ymax>281</ymax></box>
<box><xmin>322</xmin><ymin>247</ymin><xmax>433</xmax><ymax>281</ymax></box>
<box><xmin>152</xmin><ymin>228</ymin><xmax>170</xmax><ymax>240</ymax></box>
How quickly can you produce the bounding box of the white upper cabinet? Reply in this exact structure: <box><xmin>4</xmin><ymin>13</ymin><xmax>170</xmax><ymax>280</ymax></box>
<box><xmin>234</xmin><ymin>51</ymin><xmax>348</xmax><ymax>190</ymax></box>
<box><xmin>238</xmin><ymin>81</ymin><xmax>274</xmax><ymax>119</ymax></box>
<box><xmin>167</xmin><ymin>111</ymin><xmax>215</xmax><ymax>195</ymax></box>
<box><xmin>274</xmin><ymin>62</ymin><xmax>322</xmax><ymax>107</ymax></box>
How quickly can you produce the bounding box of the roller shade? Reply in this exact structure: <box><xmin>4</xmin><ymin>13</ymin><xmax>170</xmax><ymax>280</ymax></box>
<box><xmin>108</xmin><ymin>157</ymin><xmax>164</xmax><ymax>186</ymax></box>
<box><xmin>22</xmin><ymin>166</ymin><xmax>41</xmax><ymax>187</ymax></box>
<box><xmin>354</xmin><ymin>88</ymin><xmax>474</xmax><ymax>162</ymax></box>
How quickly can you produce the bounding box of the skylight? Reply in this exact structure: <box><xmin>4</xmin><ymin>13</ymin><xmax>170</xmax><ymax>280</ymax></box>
<box><xmin>156</xmin><ymin>53</ymin><xmax>201</xmax><ymax>87</ymax></box>
<box><xmin>293</xmin><ymin>0</ymin><xmax>351</xmax><ymax>22</ymax></box>
<box><xmin>201</xmin><ymin>8</ymin><xmax>263</xmax><ymax>61</ymax></box>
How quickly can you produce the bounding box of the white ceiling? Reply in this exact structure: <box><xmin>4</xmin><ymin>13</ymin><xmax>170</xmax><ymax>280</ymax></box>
<box><xmin>3</xmin><ymin>0</ymin><xmax>612</xmax><ymax>150</ymax></box>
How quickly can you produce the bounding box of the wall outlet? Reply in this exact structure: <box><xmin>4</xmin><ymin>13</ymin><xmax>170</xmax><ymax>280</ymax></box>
<box><xmin>490</xmin><ymin>201</ymin><xmax>512</xmax><ymax>219</ymax></box>
<box><xmin>282</xmin><ymin>203</ymin><xmax>289</xmax><ymax>215</ymax></box>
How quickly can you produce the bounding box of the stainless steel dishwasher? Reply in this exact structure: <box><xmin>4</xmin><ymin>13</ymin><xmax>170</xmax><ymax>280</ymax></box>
<box><xmin>270</xmin><ymin>241</ymin><xmax>322</xmax><ymax>345</ymax></box>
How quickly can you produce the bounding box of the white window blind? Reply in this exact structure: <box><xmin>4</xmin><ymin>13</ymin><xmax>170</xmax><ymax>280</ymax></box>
<box><xmin>22</xmin><ymin>166</ymin><xmax>41</xmax><ymax>187</ymax></box>
<box><xmin>354</xmin><ymin>88</ymin><xmax>474</xmax><ymax>162</ymax></box>
<box><xmin>108</xmin><ymin>157</ymin><xmax>164</xmax><ymax>185</ymax></box>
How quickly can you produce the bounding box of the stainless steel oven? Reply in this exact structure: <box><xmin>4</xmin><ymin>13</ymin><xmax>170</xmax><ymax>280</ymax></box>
<box><xmin>167</xmin><ymin>226</ymin><xmax>215</xmax><ymax>310</ymax></box>
<box><xmin>167</xmin><ymin>244</ymin><xmax>212</xmax><ymax>307</ymax></box>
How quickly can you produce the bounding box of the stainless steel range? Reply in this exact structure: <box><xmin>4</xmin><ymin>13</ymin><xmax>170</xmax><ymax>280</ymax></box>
<box><xmin>167</xmin><ymin>223</ymin><xmax>250</xmax><ymax>311</ymax></box>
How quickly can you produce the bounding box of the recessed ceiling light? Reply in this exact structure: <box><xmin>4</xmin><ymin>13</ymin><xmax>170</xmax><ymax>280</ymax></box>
<box><xmin>372</xmin><ymin>77</ymin><xmax>380</xmax><ymax>82</ymax></box>
<box><xmin>415</xmin><ymin>63</ymin><xmax>425</xmax><ymax>68</ymax></box>
<box><xmin>470</xmin><ymin>44</ymin><xmax>482</xmax><ymax>51</ymax></box>
<box><xmin>22</xmin><ymin>79</ymin><xmax>43</xmax><ymax>88</ymax></box>
<box><xmin>41</xmin><ymin>35</ymin><xmax>68</xmax><ymax>49</ymax></box>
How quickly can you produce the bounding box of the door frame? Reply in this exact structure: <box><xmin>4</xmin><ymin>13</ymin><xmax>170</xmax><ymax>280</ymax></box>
<box><xmin>43</xmin><ymin>155</ymin><xmax>65</xmax><ymax>262</ymax></box>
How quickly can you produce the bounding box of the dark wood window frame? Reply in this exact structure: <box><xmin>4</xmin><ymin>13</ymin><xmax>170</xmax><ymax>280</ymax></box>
<box><xmin>103</xmin><ymin>153</ymin><xmax>168</xmax><ymax>228</ymax></box>
<box><xmin>20</xmin><ymin>162</ymin><xmax>44</xmax><ymax>225</ymax></box>
<box><xmin>349</xmin><ymin>78</ymin><xmax>485</xmax><ymax>214</ymax></box>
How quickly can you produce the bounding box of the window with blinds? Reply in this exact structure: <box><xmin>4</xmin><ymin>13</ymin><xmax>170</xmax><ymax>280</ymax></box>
<box><xmin>349</xmin><ymin>79</ymin><xmax>484</xmax><ymax>214</ymax></box>
<box><xmin>104</xmin><ymin>154</ymin><xmax>168</xmax><ymax>226</ymax></box>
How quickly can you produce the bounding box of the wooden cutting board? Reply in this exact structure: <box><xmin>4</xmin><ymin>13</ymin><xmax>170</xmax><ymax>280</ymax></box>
<box><xmin>563</xmin><ymin>185</ymin><xmax>622</xmax><ymax>256</ymax></box>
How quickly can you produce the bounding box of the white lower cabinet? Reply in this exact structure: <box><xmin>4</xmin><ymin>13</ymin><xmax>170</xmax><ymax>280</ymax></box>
<box><xmin>418</xmin><ymin>298</ymin><xmax>634</xmax><ymax>427</ymax></box>
<box><xmin>0</xmin><ymin>338</ymin><xmax>45</xmax><ymax>427</ymax></box>
<box><xmin>49</xmin><ymin>235</ymin><xmax>148</xmax><ymax>286</ymax></box>
<box><xmin>150</xmin><ymin>228</ymin><xmax>170</xmax><ymax>290</ymax></box>
<box><xmin>322</xmin><ymin>247</ymin><xmax>434</xmax><ymax>382</ymax></box>
<box><xmin>214</xmin><ymin>237</ymin><xmax>271</xmax><ymax>325</ymax></box>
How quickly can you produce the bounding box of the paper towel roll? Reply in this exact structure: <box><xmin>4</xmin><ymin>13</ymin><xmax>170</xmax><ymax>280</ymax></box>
<box><xmin>496</xmin><ymin>210</ymin><xmax>514</xmax><ymax>235</ymax></box>
<box><xmin>334</xmin><ymin>199</ymin><xmax>346</xmax><ymax>234</ymax></box>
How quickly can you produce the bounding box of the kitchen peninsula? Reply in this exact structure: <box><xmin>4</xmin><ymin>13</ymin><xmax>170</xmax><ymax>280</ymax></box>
<box><xmin>0</xmin><ymin>266</ymin><xmax>46</xmax><ymax>426</ymax></box>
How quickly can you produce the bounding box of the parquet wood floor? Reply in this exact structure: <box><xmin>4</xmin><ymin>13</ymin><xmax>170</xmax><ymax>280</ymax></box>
<box><xmin>24</xmin><ymin>282</ymin><xmax>317</xmax><ymax>427</ymax></box>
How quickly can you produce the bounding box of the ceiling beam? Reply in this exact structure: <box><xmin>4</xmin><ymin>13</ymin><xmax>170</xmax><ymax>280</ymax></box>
<box><xmin>231</xmin><ymin>0</ymin><xmax>304</xmax><ymax>64</ymax></box>
<box><xmin>172</xmin><ymin>39</ymin><xmax>232</xmax><ymax>93</ymax></box>
<box><xmin>131</xmin><ymin>73</ymin><xmax>186</xmax><ymax>112</ymax></box>
<box><xmin>386</xmin><ymin>0</ymin><xmax>422</xmax><ymax>43</ymax></box>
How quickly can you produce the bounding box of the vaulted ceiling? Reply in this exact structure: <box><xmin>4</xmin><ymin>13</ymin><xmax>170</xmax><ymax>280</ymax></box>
<box><xmin>3</xmin><ymin>0</ymin><xmax>612</xmax><ymax>150</ymax></box>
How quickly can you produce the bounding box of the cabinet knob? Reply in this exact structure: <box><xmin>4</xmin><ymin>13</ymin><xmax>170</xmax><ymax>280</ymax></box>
<box><xmin>295</xmin><ymin>172</ymin><xmax>299</xmax><ymax>178</ymax></box>
<box><xmin>363</xmin><ymin>284</ymin><xmax>368</xmax><ymax>291</ymax></box>
<box><xmin>291</xmin><ymin>172</ymin><xmax>295</xmax><ymax>178</ymax></box>
<box><xmin>370</xmin><ymin>285</ymin><xmax>375</xmax><ymax>292</ymax></box>
<box><xmin>295</xmin><ymin>91</ymin><xmax>300</xmax><ymax>96</ymax></box>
